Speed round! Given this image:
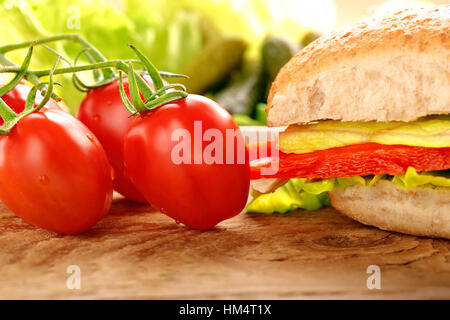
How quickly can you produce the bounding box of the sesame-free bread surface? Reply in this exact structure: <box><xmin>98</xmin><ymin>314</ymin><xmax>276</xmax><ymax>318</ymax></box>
<box><xmin>267</xmin><ymin>6</ymin><xmax>450</xmax><ymax>126</ymax></box>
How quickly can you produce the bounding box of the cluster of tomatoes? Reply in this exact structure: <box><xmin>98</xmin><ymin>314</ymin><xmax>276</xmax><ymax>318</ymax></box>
<box><xmin>0</xmin><ymin>73</ymin><xmax>250</xmax><ymax>234</ymax></box>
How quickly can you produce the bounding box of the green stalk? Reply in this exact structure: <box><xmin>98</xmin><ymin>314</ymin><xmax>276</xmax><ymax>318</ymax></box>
<box><xmin>0</xmin><ymin>44</ymin><xmax>33</xmax><ymax>97</ymax></box>
<box><xmin>0</xmin><ymin>60</ymin><xmax>147</xmax><ymax>91</ymax></box>
<box><xmin>145</xmin><ymin>84</ymin><xmax>187</xmax><ymax>103</ymax></box>
<box><xmin>0</xmin><ymin>59</ymin><xmax>58</xmax><ymax>135</ymax></box>
<box><xmin>0</xmin><ymin>63</ymin><xmax>182</xmax><ymax>78</ymax></box>
<box><xmin>0</xmin><ymin>62</ymin><xmax>185</xmax><ymax>91</ymax></box>
<box><xmin>0</xmin><ymin>50</ymin><xmax>60</xmax><ymax>100</ymax></box>
<box><xmin>0</xmin><ymin>37</ymin><xmax>190</xmax><ymax>116</ymax></box>
<box><xmin>0</xmin><ymin>99</ymin><xmax>18</xmax><ymax>123</ymax></box>
<box><xmin>128</xmin><ymin>44</ymin><xmax>164</xmax><ymax>91</ymax></box>
<box><xmin>120</xmin><ymin>45</ymin><xmax>188</xmax><ymax>113</ymax></box>
<box><xmin>0</xmin><ymin>34</ymin><xmax>115</xmax><ymax>80</ymax></box>
<box><xmin>118</xmin><ymin>71</ymin><xmax>137</xmax><ymax>115</ymax></box>
<box><xmin>33</xmin><ymin>57</ymin><xmax>59</xmax><ymax>112</ymax></box>
<box><xmin>0</xmin><ymin>34</ymin><xmax>75</xmax><ymax>53</ymax></box>
<box><xmin>126</xmin><ymin>62</ymin><xmax>147</xmax><ymax>112</ymax></box>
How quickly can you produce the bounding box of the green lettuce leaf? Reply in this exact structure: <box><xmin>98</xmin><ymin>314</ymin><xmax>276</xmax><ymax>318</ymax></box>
<box><xmin>393</xmin><ymin>167</ymin><xmax>450</xmax><ymax>189</ymax></box>
<box><xmin>0</xmin><ymin>0</ymin><xmax>206</xmax><ymax>111</ymax></box>
<box><xmin>133</xmin><ymin>0</ymin><xmax>309</xmax><ymax>58</ymax></box>
<box><xmin>246</xmin><ymin>175</ymin><xmax>376</xmax><ymax>214</ymax></box>
<box><xmin>246</xmin><ymin>178</ymin><xmax>330</xmax><ymax>213</ymax></box>
<box><xmin>247</xmin><ymin>168</ymin><xmax>450</xmax><ymax>213</ymax></box>
<box><xmin>0</xmin><ymin>0</ymin><xmax>134</xmax><ymax>111</ymax></box>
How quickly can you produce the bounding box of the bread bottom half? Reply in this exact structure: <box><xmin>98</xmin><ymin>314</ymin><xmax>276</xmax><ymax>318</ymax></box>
<box><xmin>329</xmin><ymin>180</ymin><xmax>450</xmax><ymax>239</ymax></box>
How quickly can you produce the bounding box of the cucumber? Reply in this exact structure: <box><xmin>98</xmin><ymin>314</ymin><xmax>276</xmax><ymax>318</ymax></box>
<box><xmin>232</xmin><ymin>114</ymin><xmax>264</xmax><ymax>126</ymax></box>
<box><xmin>198</xmin><ymin>17</ymin><xmax>221</xmax><ymax>46</ymax></box>
<box><xmin>177</xmin><ymin>38</ymin><xmax>247</xmax><ymax>94</ymax></box>
<box><xmin>300</xmin><ymin>31</ymin><xmax>321</xmax><ymax>47</ymax></box>
<box><xmin>254</xmin><ymin>103</ymin><xmax>267</xmax><ymax>125</ymax></box>
<box><xmin>262</xmin><ymin>37</ymin><xmax>299</xmax><ymax>81</ymax></box>
<box><xmin>214</xmin><ymin>60</ymin><xmax>265</xmax><ymax>115</ymax></box>
<box><xmin>262</xmin><ymin>37</ymin><xmax>300</xmax><ymax>97</ymax></box>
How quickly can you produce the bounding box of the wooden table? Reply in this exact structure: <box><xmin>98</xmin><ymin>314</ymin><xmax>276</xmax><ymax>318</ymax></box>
<box><xmin>1</xmin><ymin>198</ymin><xmax>449</xmax><ymax>299</ymax></box>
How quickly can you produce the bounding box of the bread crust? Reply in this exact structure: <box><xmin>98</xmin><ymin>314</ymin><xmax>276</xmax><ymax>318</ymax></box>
<box><xmin>329</xmin><ymin>180</ymin><xmax>450</xmax><ymax>239</ymax></box>
<box><xmin>267</xmin><ymin>6</ymin><xmax>450</xmax><ymax>126</ymax></box>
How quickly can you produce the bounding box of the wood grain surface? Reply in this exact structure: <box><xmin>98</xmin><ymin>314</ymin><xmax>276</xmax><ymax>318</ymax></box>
<box><xmin>1</xmin><ymin>198</ymin><xmax>449</xmax><ymax>299</ymax></box>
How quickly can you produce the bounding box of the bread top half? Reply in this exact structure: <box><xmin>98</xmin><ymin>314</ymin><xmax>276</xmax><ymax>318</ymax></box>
<box><xmin>267</xmin><ymin>5</ymin><xmax>450</xmax><ymax>127</ymax></box>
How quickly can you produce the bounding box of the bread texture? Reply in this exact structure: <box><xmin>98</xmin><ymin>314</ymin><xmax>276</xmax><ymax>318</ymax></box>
<box><xmin>267</xmin><ymin>5</ymin><xmax>450</xmax><ymax>127</ymax></box>
<box><xmin>329</xmin><ymin>180</ymin><xmax>450</xmax><ymax>239</ymax></box>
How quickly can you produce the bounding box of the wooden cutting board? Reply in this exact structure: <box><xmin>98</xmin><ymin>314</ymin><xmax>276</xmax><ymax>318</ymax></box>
<box><xmin>1</xmin><ymin>198</ymin><xmax>449</xmax><ymax>299</ymax></box>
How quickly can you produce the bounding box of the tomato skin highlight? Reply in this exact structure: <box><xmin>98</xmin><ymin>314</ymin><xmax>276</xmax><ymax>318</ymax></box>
<box><xmin>77</xmin><ymin>77</ymin><xmax>147</xmax><ymax>203</ymax></box>
<box><xmin>0</xmin><ymin>109</ymin><xmax>113</xmax><ymax>234</ymax></box>
<box><xmin>123</xmin><ymin>94</ymin><xmax>250</xmax><ymax>230</ymax></box>
<box><xmin>250</xmin><ymin>143</ymin><xmax>450</xmax><ymax>180</ymax></box>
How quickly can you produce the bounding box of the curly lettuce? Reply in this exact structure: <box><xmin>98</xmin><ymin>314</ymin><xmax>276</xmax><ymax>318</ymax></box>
<box><xmin>246</xmin><ymin>178</ymin><xmax>331</xmax><ymax>213</ymax></box>
<box><xmin>247</xmin><ymin>168</ymin><xmax>450</xmax><ymax>214</ymax></box>
<box><xmin>393</xmin><ymin>167</ymin><xmax>450</xmax><ymax>189</ymax></box>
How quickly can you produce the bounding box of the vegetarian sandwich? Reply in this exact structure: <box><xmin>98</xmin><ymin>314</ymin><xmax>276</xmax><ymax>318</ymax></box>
<box><xmin>249</xmin><ymin>5</ymin><xmax>450</xmax><ymax>239</ymax></box>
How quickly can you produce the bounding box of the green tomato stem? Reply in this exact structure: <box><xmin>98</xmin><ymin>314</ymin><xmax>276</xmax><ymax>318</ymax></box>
<box><xmin>118</xmin><ymin>71</ymin><xmax>138</xmax><ymax>115</ymax></box>
<box><xmin>0</xmin><ymin>44</ymin><xmax>33</xmax><ymax>97</ymax></box>
<box><xmin>0</xmin><ymin>35</ymin><xmax>190</xmax><ymax>115</ymax></box>
<box><xmin>0</xmin><ymin>50</ymin><xmax>60</xmax><ymax>101</ymax></box>
<box><xmin>0</xmin><ymin>60</ymin><xmax>149</xmax><ymax>92</ymax></box>
<box><xmin>126</xmin><ymin>62</ymin><xmax>147</xmax><ymax>112</ymax></box>
<box><xmin>122</xmin><ymin>44</ymin><xmax>189</xmax><ymax>114</ymax></box>
<box><xmin>0</xmin><ymin>33</ymin><xmax>115</xmax><ymax>80</ymax></box>
<box><xmin>0</xmin><ymin>99</ymin><xmax>18</xmax><ymax>123</ymax></box>
<box><xmin>0</xmin><ymin>61</ymin><xmax>186</xmax><ymax>79</ymax></box>
<box><xmin>128</xmin><ymin>44</ymin><xmax>164</xmax><ymax>91</ymax></box>
<box><xmin>0</xmin><ymin>56</ymin><xmax>58</xmax><ymax>135</ymax></box>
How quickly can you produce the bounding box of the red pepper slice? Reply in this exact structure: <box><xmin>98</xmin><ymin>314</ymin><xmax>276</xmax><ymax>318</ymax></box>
<box><xmin>250</xmin><ymin>143</ymin><xmax>450</xmax><ymax>180</ymax></box>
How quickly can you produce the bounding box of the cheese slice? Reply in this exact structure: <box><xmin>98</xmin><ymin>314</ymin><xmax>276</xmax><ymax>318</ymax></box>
<box><xmin>279</xmin><ymin>115</ymin><xmax>450</xmax><ymax>154</ymax></box>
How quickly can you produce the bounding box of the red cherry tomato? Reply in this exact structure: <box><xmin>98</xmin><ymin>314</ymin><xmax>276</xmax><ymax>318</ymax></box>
<box><xmin>123</xmin><ymin>94</ymin><xmax>250</xmax><ymax>230</ymax></box>
<box><xmin>77</xmin><ymin>77</ymin><xmax>149</xmax><ymax>202</ymax></box>
<box><xmin>0</xmin><ymin>109</ymin><xmax>113</xmax><ymax>234</ymax></box>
